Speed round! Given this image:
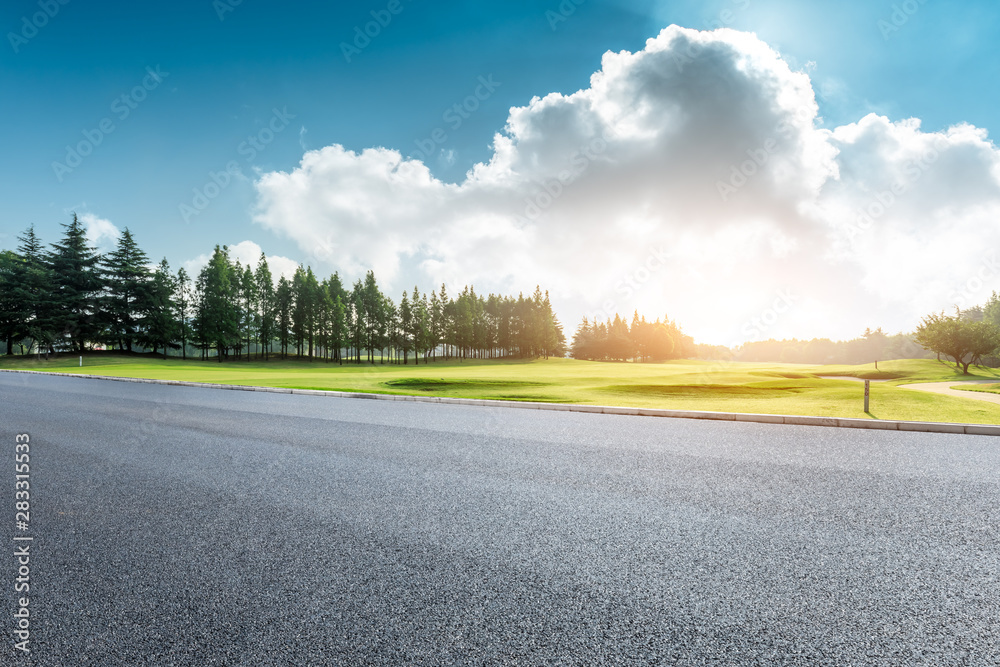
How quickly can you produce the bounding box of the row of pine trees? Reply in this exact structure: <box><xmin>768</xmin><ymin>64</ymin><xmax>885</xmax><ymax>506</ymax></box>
<box><xmin>571</xmin><ymin>314</ymin><xmax>693</xmax><ymax>362</ymax></box>
<box><xmin>0</xmin><ymin>216</ymin><xmax>566</xmax><ymax>362</ymax></box>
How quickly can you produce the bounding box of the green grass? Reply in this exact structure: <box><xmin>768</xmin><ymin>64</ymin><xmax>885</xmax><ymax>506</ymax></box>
<box><xmin>953</xmin><ymin>383</ymin><xmax>1000</xmax><ymax>395</ymax></box>
<box><xmin>3</xmin><ymin>353</ymin><xmax>1000</xmax><ymax>425</ymax></box>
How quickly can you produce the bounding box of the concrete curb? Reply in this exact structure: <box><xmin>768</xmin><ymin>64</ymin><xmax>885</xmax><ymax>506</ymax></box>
<box><xmin>4</xmin><ymin>369</ymin><xmax>1000</xmax><ymax>437</ymax></box>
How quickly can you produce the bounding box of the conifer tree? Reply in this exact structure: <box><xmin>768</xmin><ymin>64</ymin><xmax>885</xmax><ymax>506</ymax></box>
<box><xmin>47</xmin><ymin>214</ymin><xmax>103</xmax><ymax>352</ymax></box>
<box><xmin>100</xmin><ymin>227</ymin><xmax>151</xmax><ymax>352</ymax></box>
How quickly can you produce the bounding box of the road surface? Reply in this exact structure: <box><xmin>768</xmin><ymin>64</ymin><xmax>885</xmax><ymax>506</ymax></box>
<box><xmin>2</xmin><ymin>372</ymin><xmax>999</xmax><ymax>665</ymax></box>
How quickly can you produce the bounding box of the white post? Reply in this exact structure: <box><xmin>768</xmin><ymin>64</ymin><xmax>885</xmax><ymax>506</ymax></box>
<box><xmin>79</xmin><ymin>356</ymin><xmax>82</xmax><ymax>367</ymax></box>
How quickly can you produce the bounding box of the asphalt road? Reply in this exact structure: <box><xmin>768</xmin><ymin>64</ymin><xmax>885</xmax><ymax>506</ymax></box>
<box><xmin>2</xmin><ymin>373</ymin><xmax>999</xmax><ymax>666</ymax></box>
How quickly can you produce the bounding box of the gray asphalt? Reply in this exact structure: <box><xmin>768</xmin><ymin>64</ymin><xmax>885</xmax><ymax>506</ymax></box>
<box><xmin>2</xmin><ymin>372</ymin><xmax>999</xmax><ymax>666</ymax></box>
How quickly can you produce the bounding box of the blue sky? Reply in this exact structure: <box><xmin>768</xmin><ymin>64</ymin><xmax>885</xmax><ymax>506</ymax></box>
<box><xmin>3</xmin><ymin>0</ymin><xmax>1000</xmax><ymax>343</ymax></box>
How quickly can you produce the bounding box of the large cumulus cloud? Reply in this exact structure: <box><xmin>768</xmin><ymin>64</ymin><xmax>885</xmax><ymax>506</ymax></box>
<box><xmin>252</xmin><ymin>26</ymin><xmax>1000</xmax><ymax>345</ymax></box>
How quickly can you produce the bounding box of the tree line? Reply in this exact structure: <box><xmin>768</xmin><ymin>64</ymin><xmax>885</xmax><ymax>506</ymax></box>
<box><xmin>0</xmin><ymin>216</ymin><xmax>566</xmax><ymax>362</ymax></box>
<box><xmin>694</xmin><ymin>305</ymin><xmax>1000</xmax><ymax>373</ymax></box>
<box><xmin>700</xmin><ymin>328</ymin><xmax>935</xmax><ymax>366</ymax></box>
<box><xmin>570</xmin><ymin>313</ymin><xmax>694</xmax><ymax>362</ymax></box>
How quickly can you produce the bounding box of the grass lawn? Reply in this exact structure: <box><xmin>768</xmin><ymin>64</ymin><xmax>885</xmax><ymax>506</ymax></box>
<box><xmin>3</xmin><ymin>353</ymin><xmax>1000</xmax><ymax>425</ymax></box>
<box><xmin>953</xmin><ymin>383</ymin><xmax>1000</xmax><ymax>395</ymax></box>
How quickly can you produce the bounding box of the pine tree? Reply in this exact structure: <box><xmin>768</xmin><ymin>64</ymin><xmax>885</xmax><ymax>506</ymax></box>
<box><xmin>195</xmin><ymin>246</ymin><xmax>239</xmax><ymax>362</ymax></box>
<box><xmin>138</xmin><ymin>259</ymin><xmax>179</xmax><ymax>358</ymax></box>
<box><xmin>0</xmin><ymin>250</ymin><xmax>21</xmax><ymax>354</ymax></box>
<box><xmin>47</xmin><ymin>214</ymin><xmax>103</xmax><ymax>352</ymax></box>
<box><xmin>240</xmin><ymin>263</ymin><xmax>257</xmax><ymax>361</ymax></box>
<box><xmin>175</xmin><ymin>267</ymin><xmax>193</xmax><ymax>360</ymax></box>
<box><xmin>100</xmin><ymin>228</ymin><xmax>151</xmax><ymax>352</ymax></box>
<box><xmin>255</xmin><ymin>255</ymin><xmax>275</xmax><ymax>361</ymax></box>
<box><xmin>275</xmin><ymin>276</ymin><xmax>293</xmax><ymax>359</ymax></box>
<box><xmin>13</xmin><ymin>226</ymin><xmax>57</xmax><ymax>354</ymax></box>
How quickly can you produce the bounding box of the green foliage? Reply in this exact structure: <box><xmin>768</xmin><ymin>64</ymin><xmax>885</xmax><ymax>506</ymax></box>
<box><xmin>138</xmin><ymin>259</ymin><xmax>180</xmax><ymax>358</ymax></box>
<box><xmin>572</xmin><ymin>312</ymin><xmax>692</xmax><ymax>362</ymax></box>
<box><xmin>6</xmin><ymin>217</ymin><xmax>564</xmax><ymax>363</ymax></box>
<box><xmin>100</xmin><ymin>228</ymin><xmax>151</xmax><ymax>352</ymax></box>
<box><xmin>915</xmin><ymin>311</ymin><xmax>1000</xmax><ymax>374</ymax></box>
<box><xmin>47</xmin><ymin>214</ymin><xmax>104</xmax><ymax>352</ymax></box>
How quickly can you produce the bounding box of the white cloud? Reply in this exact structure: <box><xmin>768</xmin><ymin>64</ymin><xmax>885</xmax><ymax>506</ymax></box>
<box><xmin>252</xmin><ymin>25</ymin><xmax>1000</xmax><ymax>345</ymax></box>
<box><xmin>182</xmin><ymin>240</ymin><xmax>299</xmax><ymax>284</ymax></box>
<box><xmin>79</xmin><ymin>213</ymin><xmax>120</xmax><ymax>252</ymax></box>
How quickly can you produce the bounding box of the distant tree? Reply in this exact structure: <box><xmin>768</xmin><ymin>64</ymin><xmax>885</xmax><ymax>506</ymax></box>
<box><xmin>398</xmin><ymin>290</ymin><xmax>413</xmax><ymax>364</ymax></box>
<box><xmin>291</xmin><ymin>266</ymin><xmax>308</xmax><ymax>357</ymax></box>
<box><xmin>138</xmin><ymin>259</ymin><xmax>179</xmax><ymax>358</ymax></box>
<box><xmin>915</xmin><ymin>310</ymin><xmax>1000</xmax><ymax>374</ymax></box>
<box><xmin>239</xmin><ymin>263</ymin><xmax>257</xmax><ymax>361</ymax></box>
<box><xmin>11</xmin><ymin>226</ymin><xmax>57</xmax><ymax>353</ymax></box>
<box><xmin>411</xmin><ymin>286</ymin><xmax>429</xmax><ymax>364</ymax></box>
<box><xmin>0</xmin><ymin>250</ymin><xmax>22</xmax><ymax>354</ymax></box>
<box><xmin>100</xmin><ymin>228</ymin><xmax>151</xmax><ymax>352</ymax></box>
<box><xmin>571</xmin><ymin>317</ymin><xmax>595</xmax><ymax>360</ymax></box>
<box><xmin>326</xmin><ymin>272</ymin><xmax>347</xmax><ymax>364</ymax></box>
<box><xmin>255</xmin><ymin>255</ymin><xmax>275</xmax><ymax>361</ymax></box>
<box><xmin>194</xmin><ymin>246</ymin><xmax>239</xmax><ymax>362</ymax></box>
<box><xmin>47</xmin><ymin>214</ymin><xmax>103</xmax><ymax>352</ymax></box>
<box><xmin>174</xmin><ymin>267</ymin><xmax>193</xmax><ymax>360</ymax></box>
<box><xmin>275</xmin><ymin>275</ymin><xmax>293</xmax><ymax>359</ymax></box>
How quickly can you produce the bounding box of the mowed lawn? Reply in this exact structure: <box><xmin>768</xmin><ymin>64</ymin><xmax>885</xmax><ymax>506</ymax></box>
<box><xmin>4</xmin><ymin>353</ymin><xmax>1000</xmax><ymax>424</ymax></box>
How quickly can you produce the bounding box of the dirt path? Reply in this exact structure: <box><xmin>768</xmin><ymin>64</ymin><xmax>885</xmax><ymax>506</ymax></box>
<box><xmin>898</xmin><ymin>380</ymin><xmax>1000</xmax><ymax>406</ymax></box>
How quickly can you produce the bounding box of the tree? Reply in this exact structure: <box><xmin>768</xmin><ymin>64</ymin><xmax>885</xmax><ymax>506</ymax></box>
<box><xmin>47</xmin><ymin>214</ymin><xmax>103</xmax><ymax>352</ymax></box>
<box><xmin>326</xmin><ymin>273</ymin><xmax>347</xmax><ymax>364</ymax></box>
<box><xmin>11</xmin><ymin>227</ymin><xmax>56</xmax><ymax>354</ymax></box>
<box><xmin>410</xmin><ymin>286</ymin><xmax>429</xmax><ymax>364</ymax></box>
<box><xmin>255</xmin><ymin>255</ymin><xmax>275</xmax><ymax>361</ymax></box>
<box><xmin>138</xmin><ymin>259</ymin><xmax>179</xmax><ymax>358</ymax></box>
<box><xmin>571</xmin><ymin>317</ymin><xmax>596</xmax><ymax>360</ymax></box>
<box><xmin>100</xmin><ymin>228</ymin><xmax>151</xmax><ymax>352</ymax></box>
<box><xmin>175</xmin><ymin>267</ymin><xmax>193</xmax><ymax>360</ymax></box>
<box><xmin>291</xmin><ymin>266</ymin><xmax>308</xmax><ymax>357</ymax></box>
<box><xmin>398</xmin><ymin>290</ymin><xmax>413</xmax><ymax>364</ymax></box>
<box><xmin>915</xmin><ymin>311</ymin><xmax>1000</xmax><ymax>374</ymax></box>
<box><xmin>194</xmin><ymin>246</ymin><xmax>239</xmax><ymax>362</ymax></box>
<box><xmin>240</xmin><ymin>263</ymin><xmax>257</xmax><ymax>361</ymax></box>
<box><xmin>0</xmin><ymin>250</ymin><xmax>22</xmax><ymax>354</ymax></box>
<box><xmin>275</xmin><ymin>275</ymin><xmax>293</xmax><ymax>358</ymax></box>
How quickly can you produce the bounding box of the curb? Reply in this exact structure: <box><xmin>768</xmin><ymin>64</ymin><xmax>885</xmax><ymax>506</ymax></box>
<box><xmin>4</xmin><ymin>369</ymin><xmax>1000</xmax><ymax>437</ymax></box>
